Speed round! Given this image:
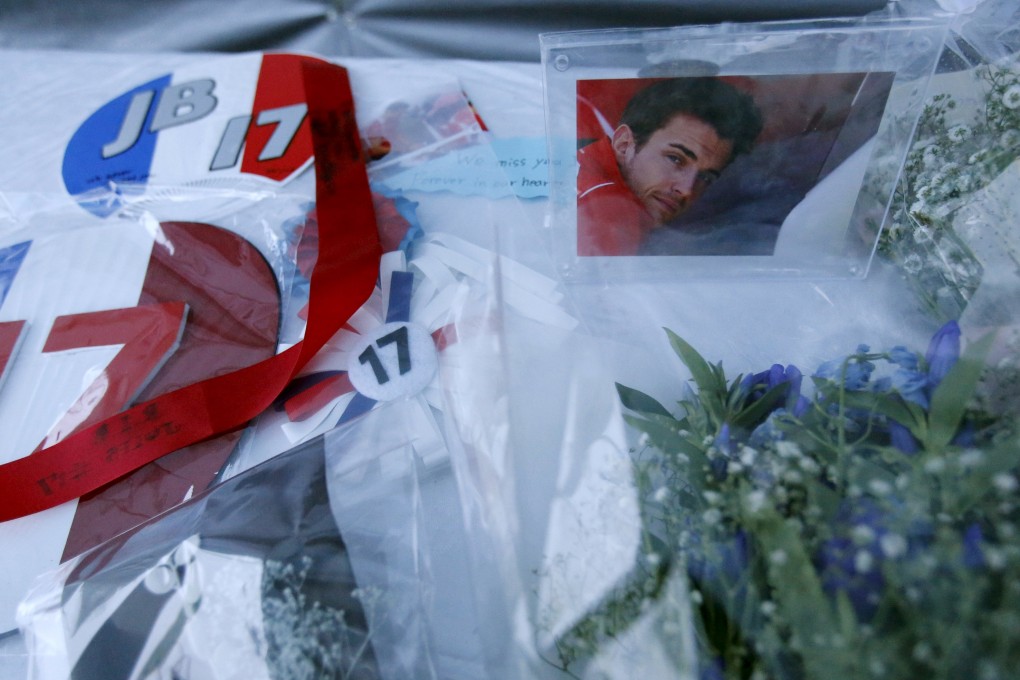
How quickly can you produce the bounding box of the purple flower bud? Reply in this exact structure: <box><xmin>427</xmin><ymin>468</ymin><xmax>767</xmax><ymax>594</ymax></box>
<box><xmin>891</xmin><ymin>366</ymin><xmax>929</xmax><ymax>409</ymax></box>
<box><xmin>889</xmin><ymin>421</ymin><xmax>920</xmax><ymax>454</ymax></box>
<box><xmin>925</xmin><ymin>320</ymin><xmax>961</xmax><ymax>389</ymax></box>
<box><xmin>962</xmin><ymin>523</ymin><xmax>985</xmax><ymax>568</ymax></box>
<box><xmin>888</xmin><ymin>346</ymin><xmax>919</xmax><ymax>370</ymax></box>
<box><xmin>715</xmin><ymin>423</ymin><xmax>732</xmax><ymax>455</ymax></box>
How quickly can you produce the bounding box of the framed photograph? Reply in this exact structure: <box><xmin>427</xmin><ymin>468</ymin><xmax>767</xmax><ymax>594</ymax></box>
<box><xmin>541</xmin><ymin>18</ymin><xmax>948</xmax><ymax>281</ymax></box>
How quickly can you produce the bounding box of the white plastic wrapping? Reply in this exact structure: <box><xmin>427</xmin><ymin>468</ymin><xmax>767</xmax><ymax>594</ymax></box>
<box><xmin>497</xmin><ymin>13</ymin><xmax>1020</xmax><ymax>680</ymax></box>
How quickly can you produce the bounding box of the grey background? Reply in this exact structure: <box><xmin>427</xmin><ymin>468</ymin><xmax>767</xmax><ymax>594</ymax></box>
<box><xmin>0</xmin><ymin>0</ymin><xmax>886</xmax><ymax>61</ymax></box>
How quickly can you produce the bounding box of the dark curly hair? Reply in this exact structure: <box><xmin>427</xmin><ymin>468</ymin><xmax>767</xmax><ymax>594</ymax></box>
<box><xmin>620</xmin><ymin>77</ymin><xmax>763</xmax><ymax>161</ymax></box>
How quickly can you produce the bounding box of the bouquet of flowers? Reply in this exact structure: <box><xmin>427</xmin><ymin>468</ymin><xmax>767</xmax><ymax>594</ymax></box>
<box><xmin>879</xmin><ymin>53</ymin><xmax>1020</xmax><ymax>321</ymax></box>
<box><xmin>551</xmin><ymin>320</ymin><xmax>1019</xmax><ymax>680</ymax></box>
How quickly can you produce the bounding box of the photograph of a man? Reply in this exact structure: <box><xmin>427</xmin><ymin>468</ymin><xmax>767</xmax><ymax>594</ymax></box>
<box><xmin>576</xmin><ymin>77</ymin><xmax>763</xmax><ymax>256</ymax></box>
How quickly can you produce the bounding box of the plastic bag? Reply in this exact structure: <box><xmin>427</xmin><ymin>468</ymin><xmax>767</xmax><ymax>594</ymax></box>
<box><xmin>16</xmin><ymin>68</ymin><xmax>579</xmax><ymax>680</ymax></box>
<box><xmin>18</xmin><ymin>429</ymin><xmax>405</xmax><ymax>680</ymax></box>
<box><xmin>0</xmin><ymin>53</ymin><xmax>382</xmax><ymax>637</ymax></box>
<box><xmin>495</xmin><ymin>13</ymin><xmax>1020</xmax><ymax>680</ymax></box>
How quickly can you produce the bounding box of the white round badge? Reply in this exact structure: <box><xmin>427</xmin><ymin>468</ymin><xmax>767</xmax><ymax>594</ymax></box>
<box><xmin>347</xmin><ymin>321</ymin><xmax>438</xmax><ymax>401</ymax></box>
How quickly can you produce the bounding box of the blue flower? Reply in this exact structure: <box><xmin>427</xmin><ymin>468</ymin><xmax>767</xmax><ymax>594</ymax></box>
<box><xmin>888</xmin><ymin>421</ymin><xmax>920</xmax><ymax>454</ymax></box>
<box><xmin>814</xmin><ymin>355</ymin><xmax>875</xmax><ymax>391</ymax></box>
<box><xmin>924</xmin><ymin>320</ymin><xmax>960</xmax><ymax>396</ymax></box>
<box><xmin>688</xmin><ymin>530</ymin><xmax>751</xmax><ymax>594</ymax></box>
<box><xmin>818</xmin><ymin>501</ymin><xmax>887</xmax><ymax>620</ymax></box>
<box><xmin>962</xmin><ymin>523</ymin><xmax>985</xmax><ymax>568</ymax></box>
<box><xmin>890</xmin><ymin>365</ymin><xmax>930</xmax><ymax>409</ymax></box>
<box><xmin>700</xmin><ymin>656</ymin><xmax>725</xmax><ymax>680</ymax></box>
<box><xmin>888</xmin><ymin>345</ymin><xmax>919</xmax><ymax>371</ymax></box>
<box><xmin>886</xmin><ymin>321</ymin><xmax>963</xmax><ymax>453</ymax></box>
<box><xmin>741</xmin><ymin>363</ymin><xmax>810</xmax><ymax>417</ymax></box>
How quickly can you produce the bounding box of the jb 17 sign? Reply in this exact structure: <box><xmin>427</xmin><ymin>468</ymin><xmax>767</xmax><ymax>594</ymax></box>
<box><xmin>62</xmin><ymin>53</ymin><xmax>325</xmax><ymax>216</ymax></box>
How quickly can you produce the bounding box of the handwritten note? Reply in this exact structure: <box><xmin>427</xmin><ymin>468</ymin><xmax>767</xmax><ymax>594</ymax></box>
<box><xmin>381</xmin><ymin>136</ymin><xmax>568</xmax><ymax>199</ymax></box>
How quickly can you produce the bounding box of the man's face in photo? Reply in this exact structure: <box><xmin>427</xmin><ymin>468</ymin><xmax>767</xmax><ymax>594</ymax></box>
<box><xmin>612</xmin><ymin>113</ymin><xmax>733</xmax><ymax>225</ymax></box>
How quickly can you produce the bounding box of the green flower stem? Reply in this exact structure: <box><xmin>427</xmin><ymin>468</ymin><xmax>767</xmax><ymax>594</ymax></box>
<box><xmin>743</xmin><ymin>500</ymin><xmax>862</xmax><ymax>680</ymax></box>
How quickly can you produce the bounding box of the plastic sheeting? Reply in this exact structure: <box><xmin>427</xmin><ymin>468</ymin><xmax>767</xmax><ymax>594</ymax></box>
<box><xmin>0</xmin><ymin>0</ymin><xmax>887</xmax><ymax>61</ymax></box>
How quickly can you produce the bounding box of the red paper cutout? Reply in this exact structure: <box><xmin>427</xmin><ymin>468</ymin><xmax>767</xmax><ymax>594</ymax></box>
<box><xmin>0</xmin><ymin>60</ymin><xmax>381</xmax><ymax>524</ymax></box>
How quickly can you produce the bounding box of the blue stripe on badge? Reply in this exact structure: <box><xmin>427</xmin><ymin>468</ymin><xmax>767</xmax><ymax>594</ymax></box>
<box><xmin>63</xmin><ymin>74</ymin><xmax>172</xmax><ymax>217</ymax></box>
<box><xmin>385</xmin><ymin>270</ymin><xmax>414</xmax><ymax>324</ymax></box>
<box><xmin>0</xmin><ymin>241</ymin><xmax>29</xmax><ymax>309</ymax></box>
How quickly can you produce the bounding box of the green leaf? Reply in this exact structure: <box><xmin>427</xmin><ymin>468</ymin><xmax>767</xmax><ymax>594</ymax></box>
<box><xmin>835</xmin><ymin>592</ymin><xmax>859</xmax><ymax>643</ymax></box>
<box><xmin>623</xmin><ymin>413</ymin><xmax>683</xmax><ymax>453</ymax></box>
<box><xmin>616</xmin><ymin>382</ymin><xmax>673</xmax><ymax>418</ymax></box>
<box><xmin>953</xmin><ymin>433</ymin><xmax>1020</xmax><ymax>512</ymax></box>
<box><xmin>731</xmin><ymin>383</ymin><xmax>789</xmax><ymax>431</ymax></box>
<box><xmin>927</xmin><ymin>330</ymin><xmax>996</xmax><ymax>451</ymax></box>
<box><xmin>747</xmin><ymin>507</ymin><xmax>860</xmax><ymax>678</ymax></box>
<box><xmin>665</xmin><ymin>328</ymin><xmax>726</xmax><ymax>423</ymax></box>
<box><xmin>665</xmin><ymin>328</ymin><xmax>722</xmax><ymax>394</ymax></box>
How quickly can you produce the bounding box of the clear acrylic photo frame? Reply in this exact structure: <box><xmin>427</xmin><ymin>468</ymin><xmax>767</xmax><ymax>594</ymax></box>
<box><xmin>541</xmin><ymin>17</ymin><xmax>949</xmax><ymax>282</ymax></box>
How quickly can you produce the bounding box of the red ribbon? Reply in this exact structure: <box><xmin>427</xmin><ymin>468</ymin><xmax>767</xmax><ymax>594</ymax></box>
<box><xmin>0</xmin><ymin>60</ymin><xmax>382</xmax><ymax>523</ymax></box>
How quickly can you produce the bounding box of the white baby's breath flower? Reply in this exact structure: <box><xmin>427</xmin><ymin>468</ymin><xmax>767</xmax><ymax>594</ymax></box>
<box><xmin>902</xmin><ymin>253</ymin><xmax>924</xmax><ymax>275</ymax></box>
<box><xmin>968</xmin><ymin>149</ymin><xmax>989</xmax><ymax>164</ymax></box>
<box><xmin>912</xmin><ymin>642</ymin><xmax>934</xmax><ymax>662</ymax></box>
<box><xmin>913</xmin><ymin>226</ymin><xmax>934</xmax><ymax>244</ymax></box>
<box><xmin>702</xmin><ymin>490</ymin><xmax>722</xmax><ymax>505</ymax></box>
<box><xmin>986</xmin><ymin>547</ymin><xmax>1007</xmax><ymax>571</ymax></box>
<box><xmin>702</xmin><ymin>508</ymin><xmax>722</xmax><ymax>525</ymax></box>
<box><xmin>1001</xmin><ymin>129</ymin><xmax>1020</xmax><ymax>148</ymax></box>
<box><xmin>739</xmin><ymin>446</ymin><xmax>757</xmax><ymax>466</ymax></box>
<box><xmin>769</xmin><ymin>549</ymin><xmax>788</xmax><ymax>566</ymax></box>
<box><xmin>959</xmin><ymin>449</ymin><xmax>985</xmax><ymax>468</ymax></box>
<box><xmin>775</xmin><ymin>441</ymin><xmax>802</xmax><ymax>459</ymax></box>
<box><xmin>1002</xmin><ymin>84</ymin><xmax>1020</xmax><ymax>110</ymax></box>
<box><xmin>948</xmin><ymin>124</ymin><xmax>972</xmax><ymax>142</ymax></box>
<box><xmin>852</xmin><ymin>525</ymin><xmax>877</xmax><ymax>545</ymax></box>
<box><xmin>993</xmin><ymin>473</ymin><xmax>1018</xmax><ymax>493</ymax></box>
<box><xmin>868</xmin><ymin>479</ymin><xmax>893</xmax><ymax>496</ymax></box>
<box><xmin>854</xmin><ymin>550</ymin><xmax>875</xmax><ymax>573</ymax></box>
<box><xmin>653</xmin><ymin>487</ymin><xmax>669</xmax><ymax>503</ymax></box>
<box><xmin>744</xmin><ymin>489</ymin><xmax>768</xmax><ymax>515</ymax></box>
<box><xmin>924</xmin><ymin>457</ymin><xmax>946</xmax><ymax>474</ymax></box>
<box><xmin>880</xmin><ymin>533</ymin><xmax>908</xmax><ymax>559</ymax></box>
<box><xmin>799</xmin><ymin>457</ymin><xmax>820</xmax><ymax>475</ymax></box>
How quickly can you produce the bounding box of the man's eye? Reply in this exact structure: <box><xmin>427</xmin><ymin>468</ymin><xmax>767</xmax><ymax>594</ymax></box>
<box><xmin>667</xmin><ymin>154</ymin><xmax>687</xmax><ymax>166</ymax></box>
<box><xmin>697</xmin><ymin>171</ymin><xmax>718</xmax><ymax>186</ymax></box>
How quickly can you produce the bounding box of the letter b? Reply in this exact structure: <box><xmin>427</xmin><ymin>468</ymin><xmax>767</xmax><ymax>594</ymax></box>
<box><xmin>150</xmin><ymin>79</ymin><xmax>218</xmax><ymax>132</ymax></box>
